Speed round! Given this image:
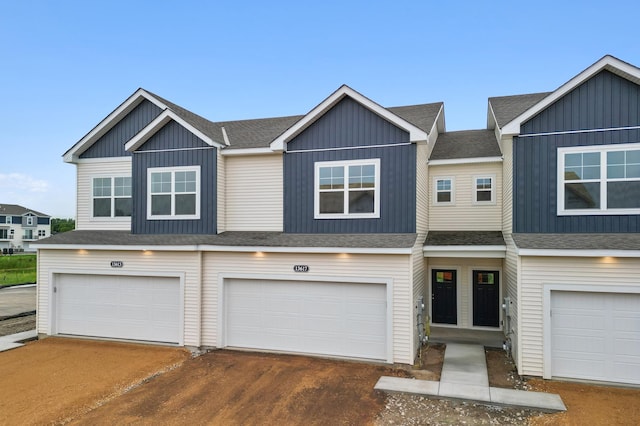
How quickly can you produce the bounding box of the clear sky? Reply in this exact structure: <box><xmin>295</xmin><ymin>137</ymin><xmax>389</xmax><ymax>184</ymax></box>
<box><xmin>1</xmin><ymin>1</ymin><xmax>638</xmax><ymax>218</ymax></box>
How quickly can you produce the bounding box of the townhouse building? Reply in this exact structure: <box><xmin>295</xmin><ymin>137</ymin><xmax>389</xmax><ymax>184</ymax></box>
<box><xmin>35</xmin><ymin>55</ymin><xmax>640</xmax><ymax>386</ymax></box>
<box><xmin>0</xmin><ymin>204</ymin><xmax>50</xmax><ymax>253</ymax></box>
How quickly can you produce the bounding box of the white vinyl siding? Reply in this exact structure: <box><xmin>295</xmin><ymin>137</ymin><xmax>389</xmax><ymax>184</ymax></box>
<box><xmin>225</xmin><ymin>154</ymin><xmax>283</xmax><ymax>231</ymax></box>
<box><xmin>502</xmin><ymin>136</ymin><xmax>514</xmax><ymax>236</ymax></box>
<box><xmin>428</xmin><ymin>162</ymin><xmax>502</xmax><ymax>231</ymax></box>
<box><xmin>201</xmin><ymin>251</ymin><xmax>413</xmax><ymax>364</ymax></box>
<box><xmin>413</xmin><ymin>142</ymin><xmax>429</xmax><ymax>352</ymax></box>
<box><xmin>76</xmin><ymin>159</ymin><xmax>132</xmax><ymax>230</ymax></box>
<box><xmin>426</xmin><ymin>257</ymin><xmax>502</xmax><ymax>329</ymax></box>
<box><xmin>519</xmin><ymin>256</ymin><xmax>640</xmax><ymax>377</ymax></box>
<box><xmin>37</xmin><ymin>249</ymin><xmax>201</xmax><ymax>347</ymax></box>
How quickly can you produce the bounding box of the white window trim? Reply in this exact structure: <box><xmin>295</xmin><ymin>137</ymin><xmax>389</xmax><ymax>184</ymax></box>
<box><xmin>6</xmin><ymin>216</ymin><xmax>12</xmax><ymax>224</ymax></box>
<box><xmin>26</xmin><ymin>216</ymin><xmax>34</xmax><ymax>226</ymax></box>
<box><xmin>314</xmin><ymin>159</ymin><xmax>381</xmax><ymax>219</ymax></box>
<box><xmin>90</xmin><ymin>175</ymin><xmax>132</xmax><ymax>220</ymax></box>
<box><xmin>147</xmin><ymin>166</ymin><xmax>201</xmax><ymax>220</ymax></box>
<box><xmin>557</xmin><ymin>143</ymin><xmax>640</xmax><ymax>215</ymax></box>
<box><xmin>472</xmin><ymin>174</ymin><xmax>496</xmax><ymax>205</ymax></box>
<box><xmin>433</xmin><ymin>176</ymin><xmax>455</xmax><ymax>206</ymax></box>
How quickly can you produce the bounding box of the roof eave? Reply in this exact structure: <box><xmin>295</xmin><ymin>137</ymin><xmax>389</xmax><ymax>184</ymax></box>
<box><xmin>502</xmin><ymin>55</ymin><xmax>640</xmax><ymax>135</ymax></box>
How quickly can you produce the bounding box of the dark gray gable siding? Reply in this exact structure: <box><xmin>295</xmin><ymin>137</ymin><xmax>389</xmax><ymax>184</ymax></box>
<box><xmin>514</xmin><ymin>70</ymin><xmax>640</xmax><ymax>232</ymax></box>
<box><xmin>131</xmin><ymin>123</ymin><xmax>216</xmax><ymax>235</ymax></box>
<box><xmin>284</xmin><ymin>98</ymin><xmax>416</xmax><ymax>233</ymax></box>
<box><xmin>80</xmin><ymin>100</ymin><xmax>163</xmax><ymax>158</ymax></box>
<box><xmin>522</xmin><ymin>71</ymin><xmax>640</xmax><ymax>134</ymax></box>
<box><xmin>287</xmin><ymin>97</ymin><xmax>411</xmax><ymax>151</ymax></box>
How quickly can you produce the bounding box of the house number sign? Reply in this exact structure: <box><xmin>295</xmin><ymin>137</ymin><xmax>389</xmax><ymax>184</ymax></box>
<box><xmin>110</xmin><ymin>261</ymin><xmax>124</xmax><ymax>268</ymax></box>
<box><xmin>293</xmin><ymin>265</ymin><xmax>309</xmax><ymax>273</ymax></box>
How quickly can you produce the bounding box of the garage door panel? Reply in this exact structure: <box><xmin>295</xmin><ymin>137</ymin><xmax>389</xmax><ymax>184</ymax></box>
<box><xmin>225</xmin><ymin>279</ymin><xmax>387</xmax><ymax>361</ymax></box>
<box><xmin>551</xmin><ymin>291</ymin><xmax>640</xmax><ymax>385</ymax></box>
<box><xmin>56</xmin><ymin>274</ymin><xmax>180</xmax><ymax>344</ymax></box>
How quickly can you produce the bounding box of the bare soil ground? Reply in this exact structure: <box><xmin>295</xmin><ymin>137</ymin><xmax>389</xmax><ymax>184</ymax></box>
<box><xmin>2</xmin><ymin>338</ymin><xmax>640</xmax><ymax>425</ymax></box>
<box><xmin>69</xmin><ymin>349</ymin><xmax>409</xmax><ymax>425</ymax></box>
<box><xmin>0</xmin><ymin>313</ymin><xmax>36</xmax><ymax>336</ymax></box>
<box><xmin>0</xmin><ymin>338</ymin><xmax>190</xmax><ymax>425</ymax></box>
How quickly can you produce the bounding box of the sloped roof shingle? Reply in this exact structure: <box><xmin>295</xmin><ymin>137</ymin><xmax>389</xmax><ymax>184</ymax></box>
<box><xmin>0</xmin><ymin>204</ymin><xmax>49</xmax><ymax>217</ymax></box>
<box><xmin>430</xmin><ymin>129</ymin><xmax>501</xmax><ymax>160</ymax></box>
<box><xmin>513</xmin><ymin>233</ymin><xmax>640</xmax><ymax>251</ymax></box>
<box><xmin>488</xmin><ymin>92</ymin><xmax>551</xmax><ymax>129</ymax></box>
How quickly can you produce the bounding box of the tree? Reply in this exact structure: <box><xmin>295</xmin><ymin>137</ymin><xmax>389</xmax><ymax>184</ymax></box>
<box><xmin>51</xmin><ymin>218</ymin><xmax>75</xmax><ymax>234</ymax></box>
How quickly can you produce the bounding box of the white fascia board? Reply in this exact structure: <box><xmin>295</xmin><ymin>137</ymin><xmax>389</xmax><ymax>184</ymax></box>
<box><xmin>486</xmin><ymin>101</ymin><xmax>498</xmax><ymax>132</ymax></box>
<box><xmin>428</xmin><ymin>156</ymin><xmax>503</xmax><ymax>166</ymax></box>
<box><xmin>516</xmin><ymin>248</ymin><xmax>640</xmax><ymax>257</ymax></box>
<box><xmin>221</xmin><ymin>147</ymin><xmax>279</xmax><ymax>156</ymax></box>
<box><xmin>74</xmin><ymin>156</ymin><xmax>133</xmax><ymax>164</ymax></box>
<box><xmin>32</xmin><ymin>243</ymin><xmax>412</xmax><ymax>255</ymax></box>
<box><xmin>63</xmin><ymin>89</ymin><xmax>167</xmax><ymax>163</ymax></box>
<box><xmin>502</xmin><ymin>55</ymin><xmax>640</xmax><ymax>135</ymax></box>
<box><xmin>125</xmin><ymin>110</ymin><xmax>224</xmax><ymax>152</ymax></box>
<box><xmin>423</xmin><ymin>245</ymin><xmax>506</xmax><ymax>259</ymax></box>
<box><xmin>199</xmin><ymin>245</ymin><xmax>412</xmax><ymax>254</ymax></box>
<box><xmin>270</xmin><ymin>85</ymin><xmax>428</xmax><ymax>151</ymax></box>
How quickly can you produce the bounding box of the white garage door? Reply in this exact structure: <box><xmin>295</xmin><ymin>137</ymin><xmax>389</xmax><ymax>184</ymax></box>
<box><xmin>225</xmin><ymin>279</ymin><xmax>387</xmax><ymax>361</ymax></box>
<box><xmin>551</xmin><ymin>291</ymin><xmax>640</xmax><ymax>385</ymax></box>
<box><xmin>55</xmin><ymin>274</ymin><xmax>181</xmax><ymax>344</ymax></box>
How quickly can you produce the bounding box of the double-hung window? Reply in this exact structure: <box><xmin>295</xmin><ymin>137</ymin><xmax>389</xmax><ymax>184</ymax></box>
<box><xmin>473</xmin><ymin>175</ymin><xmax>495</xmax><ymax>204</ymax></box>
<box><xmin>314</xmin><ymin>159</ymin><xmax>380</xmax><ymax>219</ymax></box>
<box><xmin>148</xmin><ymin>166</ymin><xmax>200</xmax><ymax>219</ymax></box>
<box><xmin>558</xmin><ymin>143</ymin><xmax>640</xmax><ymax>214</ymax></box>
<box><xmin>92</xmin><ymin>177</ymin><xmax>132</xmax><ymax>218</ymax></box>
<box><xmin>434</xmin><ymin>177</ymin><xmax>454</xmax><ymax>205</ymax></box>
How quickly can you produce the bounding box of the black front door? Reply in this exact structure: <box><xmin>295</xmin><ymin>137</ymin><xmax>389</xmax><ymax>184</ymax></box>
<box><xmin>432</xmin><ymin>269</ymin><xmax>457</xmax><ymax>324</ymax></box>
<box><xmin>473</xmin><ymin>270</ymin><xmax>499</xmax><ymax>327</ymax></box>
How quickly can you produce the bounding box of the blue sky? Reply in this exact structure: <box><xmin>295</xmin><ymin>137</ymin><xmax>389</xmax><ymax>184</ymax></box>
<box><xmin>1</xmin><ymin>1</ymin><xmax>638</xmax><ymax>218</ymax></box>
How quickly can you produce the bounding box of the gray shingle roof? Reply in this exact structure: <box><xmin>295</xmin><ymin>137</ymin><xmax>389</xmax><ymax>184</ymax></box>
<box><xmin>513</xmin><ymin>233</ymin><xmax>640</xmax><ymax>251</ymax></box>
<box><xmin>424</xmin><ymin>231</ymin><xmax>505</xmax><ymax>246</ymax></box>
<box><xmin>488</xmin><ymin>92</ymin><xmax>551</xmax><ymax>129</ymax></box>
<box><xmin>147</xmin><ymin>90</ymin><xmax>443</xmax><ymax>150</ymax></box>
<box><xmin>36</xmin><ymin>230</ymin><xmax>417</xmax><ymax>249</ymax></box>
<box><xmin>0</xmin><ymin>204</ymin><xmax>49</xmax><ymax>217</ymax></box>
<box><xmin>430</xmin><ymin>130</ymin><xmax>501</xmax><ymax>160</ymax></box>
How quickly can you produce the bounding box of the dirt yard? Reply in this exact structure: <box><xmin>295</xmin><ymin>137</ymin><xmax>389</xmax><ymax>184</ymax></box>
<box><xmin>0</xmin><ymin>338</ymin><xmax>190</xmax><ymax>425</ymax></box>
<box><xmin>68</xmin><ymin>349</ymin><xmax>408</xmax><ymax>425</ymax></box>
<box><xmin>2</xmin><ymin>339</ymin><xmax>640</xmax><ymax>425</ymax></box>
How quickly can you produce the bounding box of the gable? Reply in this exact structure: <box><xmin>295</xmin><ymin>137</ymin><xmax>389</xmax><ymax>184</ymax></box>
<box><xmin>80</xmin><ymin>99</ymin><xmax>162</xmax><ymax>158</ymax></box>
<box><xmin>522</xmin><ymin>70</ymin><xmax>640</xmax><ymax>134</ymax></box>
<box><xmin>137</xmin><ymin>120</ymin><xmax>210</xmax><ymax>151</ymax></box>
<box><xmin>287</xmin><ymin>97</ymin><xmax>410</xmax><ymax>151</ymax></box>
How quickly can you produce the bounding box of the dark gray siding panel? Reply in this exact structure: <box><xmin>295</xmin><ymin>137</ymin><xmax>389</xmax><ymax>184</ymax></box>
<box><xmin>288</xmin><ymin>97</ymin><xmax>411</xmax><ymax>151</ymax></box>
<box><xmin>37</xmin><ymin>217</ymin><xmax>50</xmax><ymax>225</ymax></box>
<box><xmin>131</xmin><ymin>125</ymin><xmax>216</xmax><ymax>235</ymax></box>
<box><xmin>522</xmin><ymin>71</ymin><xmax>640</xmax><ymax>134</ymax></box>
<box><xmin>284</xmin><ymin>144</ymin><xmax>416</xmax><ymax>233</ymax></box>
<box><xmin>138</xmin><ymin>120</ymin><xmax>209</xmax><ymax>151</ymax></box>
<box><xmin>513</xmin><ymin>130</ymin><xmax>640</xmax><ymax>233</ymax></box>
<box><xmin>80</xmin><ymin>100</ymin><xmax>162</xmax><ymax>158</ymax></box>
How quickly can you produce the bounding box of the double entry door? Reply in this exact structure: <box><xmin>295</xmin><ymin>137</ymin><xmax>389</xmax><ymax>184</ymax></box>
<box><xmin>431</xmin><ymin>269</ymin><xmax>499</xmax><ymax>327</ymax></box>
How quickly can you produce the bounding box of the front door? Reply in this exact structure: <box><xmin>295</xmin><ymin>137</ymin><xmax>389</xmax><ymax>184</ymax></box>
<box><xmin>432</xmin><ymin>269</ymin><xmax>457</xmax><ymax>324</ymax></box>
<box><xmin>473</xmin><ymin>270</ymin><xmax>499</xmax><ymax>327</ymax></box>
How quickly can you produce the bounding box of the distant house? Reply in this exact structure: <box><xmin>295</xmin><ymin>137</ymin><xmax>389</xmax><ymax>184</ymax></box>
<box><xmin>0</xmin><ymin>204</ymin><xmax>51</xmax><ymax>253</ymax></box>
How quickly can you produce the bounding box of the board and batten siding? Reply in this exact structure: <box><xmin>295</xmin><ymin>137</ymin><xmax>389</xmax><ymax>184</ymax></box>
<box><xmin>80</xmin><ymin>99</ymin><xmax>162</xmax><ymax>159</ymax></box>
<box><xmin>217</xmin><ymin>150</ymin><xmax>225</xmax><ymax>233</ymax></box>
<box><xmin>426</xmin><ymin>257</ymin><xmax>503</xmax><ymax>329</ymax></box>
<box><xmin>131</xmin><ymin>121</ymin><xmax>217</xmax><ymax>235</ymax></box>
<box><xmin>225</xmin><ymin>154</ymin><xmax>283</xmax><ymax>231</ymax></box>
<box><xmin>75</xmin><ymin>159</ymin><xmax>132</xmax><ymax>230</ymax></box>
<box><xmin>201</xmin><ymin>251</ymin><xmax>414</xmax><ymax>364</ymax></box>
<box><xmin>518</xmin><ymin>255</ymin><xmax>640</xmax><ymax>377</ymax></box>
<box><xmin>37</xmin><ymin>249</ymin><xmax>202</xmax><ymax>346</ymax></box>
<box><xmin>283</xmin><ymin>96</ymin><xmax>416</xmax><ymax>233</ymax></box>
<box><xmin>428</xmin><ymin>162</ymin><xmax>503</xmax><ymax>231</ymax></box>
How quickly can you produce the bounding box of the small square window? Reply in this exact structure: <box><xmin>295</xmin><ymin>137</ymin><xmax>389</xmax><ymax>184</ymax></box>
<box><xmin>473</xmin><ymin>176</ymin><xmax>495</xmax><ymax>204</ymax></box>
<box><xmin>434</xmin><ymin>177</ymin><xmax>454</xmax><ymax>205</ymax></box>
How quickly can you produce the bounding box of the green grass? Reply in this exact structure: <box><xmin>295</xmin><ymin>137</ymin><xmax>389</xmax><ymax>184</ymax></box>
<box><xmin>0</xmin><ymin>254</ymin><xmax>37</xmax><ymax>286</ymax></box>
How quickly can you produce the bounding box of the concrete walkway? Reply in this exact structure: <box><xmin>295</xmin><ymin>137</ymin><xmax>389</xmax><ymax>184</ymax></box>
<box><xmin>375</xmin><ymin>343</ymin><xmax>566</xmax><ymax>412</ymax></box>
<box><xmin>0</xmin><ymin>329</ymin><xmax>38</xmax><ymax>352</ymax></box>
